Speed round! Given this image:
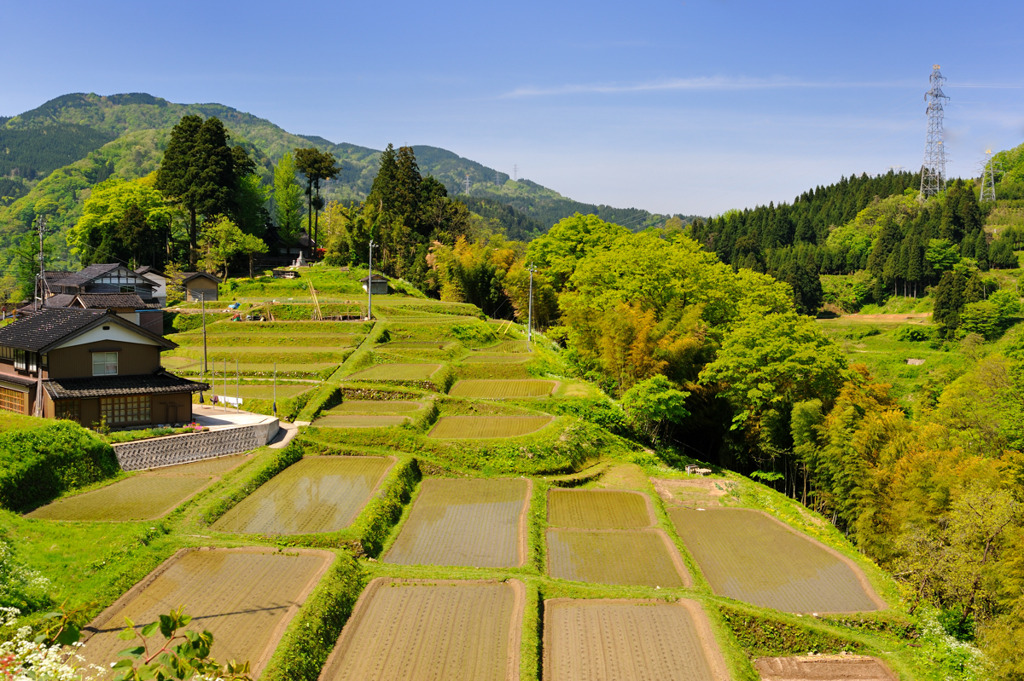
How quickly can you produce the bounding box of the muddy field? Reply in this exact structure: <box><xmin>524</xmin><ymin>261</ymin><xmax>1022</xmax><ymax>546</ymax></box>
<box><xmin>428</xmin><ymin>415</ymin><xmax>553</xmax><ymax>439</ymax></box>
<box><xmin>318</xmin><ymin>578</ymin><xmax>524</xmax><ymax>681</ymax></box>
<box><xmin>81</xmin><ymin>547</ymin><xmax>333</xmax><ymax>677</ymax></box>
<box><xmin>544</xmin><ymin>599</ymin><xmax>731</xmax><ymax>681</ymax></box>
<box><xmin>755</xmin><ymin>655</ymin><xmax>898</xmax><ymax>680</ymax></box>
<box><xmin>212</xmin><ymin>456</ymin><xmax>394</xmax><ymax>535</ymax></box>
<box><xmin>384</xmin><ymin>478</ymin><xmax>530</xmax><ymax>567</ymax></box>
<box><xmin>546</xmin><ymin>529</ymin><xmax>691</xmax><ymax>587</ymax></box>
<box><xmin>345</xmin><ymin>363</ymin><xmax>442</xmax><ymax>381</ymax></box>
<box><xmin>669</xmin><ymin>508</ymin><xmax>885</xmax><ymax>613</ymax></box>
<box><xmin>312</xmin><ymin>414</ymin><xmax>410</xmax><ymax>428</ymax></box>
<box><xmin>547</xmin><ymin>489</ymin><xmax>654</xmax><ymax>529</ymax></box>
<box><xmin>448</xmin><ymin>379</ymin><xmax>556</xmax><ymax>398</ymax></box>
<box><xmin>27</xmin><ymin>455</ymin><xmax>250</xmax><ymax>521</ymax></box>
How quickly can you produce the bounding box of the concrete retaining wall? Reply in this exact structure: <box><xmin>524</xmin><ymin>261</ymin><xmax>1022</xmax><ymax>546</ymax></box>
<box><xmin>113</xmin><ymin>419</ymin><xmax>279</xmax><ymax>471</ymax></box>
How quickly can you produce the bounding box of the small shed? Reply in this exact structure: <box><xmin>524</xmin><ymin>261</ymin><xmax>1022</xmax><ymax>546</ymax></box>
<box><xmin>182</xmin><ymin>272</ymin><xmax>221</xmax><ymax>302</ymax></box>
<box><xmin>361</xmin><ymin>274</ymin><xmax>391</xmax><ymax>295</ymax></box>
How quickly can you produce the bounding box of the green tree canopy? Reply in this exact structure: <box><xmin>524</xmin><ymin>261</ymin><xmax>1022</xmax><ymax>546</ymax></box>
<box><xmin>69</xmin><ymin>176</ymin><xmax>173</xmax><ymax>268</ymax></box>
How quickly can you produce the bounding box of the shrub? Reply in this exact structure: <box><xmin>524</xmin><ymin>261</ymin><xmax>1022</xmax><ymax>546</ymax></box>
<box><xmin>0</xmin><ymin>422</ymin><xmax>120</xmax><ymax>511</ymax></box>
<box><xmin>895</xmin><ymin>325</ymin><xmax>932</xmax><ymax>342</ymax></box>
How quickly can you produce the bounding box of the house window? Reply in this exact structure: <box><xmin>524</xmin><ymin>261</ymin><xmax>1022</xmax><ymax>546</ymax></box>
<box><xmin>55</xmin><ymin>400</ymin><xmax>80</xmax><ymax>422</ymax></box>
<box><xmin>14</xmin><ymin>350</ymin><xmax>37</xmax><ymax>373</ymax></box>
<box><xmin>100</xmin><ymin>395</ymin><xmax>150</xmax><ymax>425</ymax></box>
<box><xmin>0</xmin><ymin>386</ymin><xmax>27</xmax><ymax>414</ymax></box>
<box><xmin>92</xmin><ymin>352</ymin><xmax>118</xmax><ymax>376</ymax></box>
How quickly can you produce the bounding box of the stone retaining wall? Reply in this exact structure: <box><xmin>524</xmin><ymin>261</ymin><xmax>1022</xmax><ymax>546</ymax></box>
<box><xmin>113</xmin><ymin>420</ymin><xmax>279</xmax><ymax>471</ymax></box>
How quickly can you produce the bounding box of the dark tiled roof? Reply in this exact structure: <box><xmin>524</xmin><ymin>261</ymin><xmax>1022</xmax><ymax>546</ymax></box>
<box><xmin>75</xmin><ymin>293</ymin><xmax>148</xmax><ymax>309</ymax></box>
<box><xmin>44</xmin><ymin>371</ymin><xmax>210</xmax><ymax>400</ymax></box>
<box><xmin>58</xmin><ymin>263</ymin><xmax>122</xmax><ymax>288</ymax></box>
<box><xmin>360</xmin><ymin>274</ymin><xmax>390</xmax><ymax>283</ymax></box>
<box><xmin>0</xmin><ymin>309</ymin><xmax>107</xmax><ymax>352</ymax></box>
<box><xmin>0</xmin><ymin>308</ymin><xmax>175</xmax><ymax>353</ymax></box>
<box><xmin>182</xmin><ymin>272</ymin><xmax>221</xmax><ymax>284</ymax></box>
<box><xmin>43</xmin><ymin>294</ymin><xmax>77</xmax><ymax>308</ymax></box>
<box><xmin>135</xmin><ymin>266</ymin><xmax>164</xmax><ymax>277</ymax></box>
<box><xmin>43</xmin><ymin>271</ymin><xmax>73</xmax><ymax>282</ymax></box>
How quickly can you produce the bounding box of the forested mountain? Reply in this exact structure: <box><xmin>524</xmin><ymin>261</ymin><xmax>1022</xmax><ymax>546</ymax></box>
<box><xmin>0</xmin><ymin>92</ymin><xmax>676</xmax><ymax>274</ymax></box>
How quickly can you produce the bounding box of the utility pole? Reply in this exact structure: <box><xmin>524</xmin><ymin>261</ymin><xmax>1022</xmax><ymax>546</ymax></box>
<box><xmin>36</xmin><ymin>216</ymin><xmax>46</xmax><ymax>311</ymax></box>
<box><xmin>527</xmin><ymin>265</ymin><xmax>535</xmax><ymax>344</ymax></box>
<box><xmin>920</xmin><ymin>65</ymin><xmax>950</xmax><ymax>198</ymax></box>
<box><xmin>201</xmin><ymin>292</ymin><xmax>208</xmax><ymax>375</ymax></box>
<box><xmin>367</xmin><ymin>239</ymin><xmax>375</xmax><ymax>321</ymax></box>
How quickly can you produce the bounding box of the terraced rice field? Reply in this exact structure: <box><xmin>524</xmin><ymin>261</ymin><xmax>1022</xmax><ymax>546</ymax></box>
<box><xmin>332</xmin><ymin>400</ymin><xmax>424</xmax><ymax>413</ymax></box>
<box><xmin>212</xmin><ymin>456</ymin><xmax>394</xmax><ymax>535</ymax></box>
<box><xmin>478</xmin><ymin>340</ymin><xmax>531</xmax><ymax>353</ymax></box>
<box><xmin>27</xmin><ymin>475</ymin><xmax>212</xmax><ymax>521</ymax></box>
<box><xmin>345</xmin><ymin>363</ymin><xmax>442</xmax><ymax>381</ymax></box>
<box><xmin>313</xmin><ymin>414</ymin><xmax>410</xmax><ymax>428</ymax></box>
<box><xmin>669</xmin><ymin>508</ymin><xmax>884</xmax><ymax>613</ymax></box>
<box><xmin>81</xmin><ymin>548</ymin><xmax>333</xmax><ymax>676</ymax></box>
<box><xmin>546</xmin><ymin>529</ymin><xmax>690</xmax><ymax>587</ymax></box>
<box><xmin>318</xmin><ymin>578</ymin><xmax>524</xmax><ymax>681</ymax></box>
<box><xmin>544</xmin><ymin>599</ymin><xmax>730</xmax><ymax>681</ymax></box>
<box><xmin>755</xmin><ymin>655</ymin><xmax>898</xmax><ymax>680</ymax></box>
<box><xmin>385</xmin><ymin>478</ymin><xmax>530</xmax><ymax>567</ymax></box>
<box><xmin>462</xmin><ymin>354</ymin><xmax>531</xmax><ymax>364</ymax></box>
<box><xmin>448</xmin><ymin>379</ymin><xmax>556</xmax><ymax>398</ymax></box>
<box><xmin>428</xmin><ymin>414</ymin><xmax>552</xmax><ymax>439</ymax></box>
<box><xmin>547</xmin><ymin>489</ymin><xmax>654</xmax><ymax>529</ymax></box>
<box><xmin>27</xmin><ymin>455</ymin><xmax>250</xmax><ymax>521</ymax></box>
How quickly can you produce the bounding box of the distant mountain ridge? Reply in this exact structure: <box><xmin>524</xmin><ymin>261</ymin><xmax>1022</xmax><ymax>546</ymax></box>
<box><xmin>0</xmin><ymin>92</ymin><xmax>675</xmax><ymax>269</ymax></box>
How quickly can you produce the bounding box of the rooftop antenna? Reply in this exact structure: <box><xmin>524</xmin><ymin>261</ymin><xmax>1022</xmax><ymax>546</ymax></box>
<box><xmin>920</xmin><ymin>65</ymin><xmax>949</xmax><ymax>198</ymax></box>
<box><xmin>980</xmin><ymin>149</ymin><xmax>997</xmax><ymax>202</ymax></box>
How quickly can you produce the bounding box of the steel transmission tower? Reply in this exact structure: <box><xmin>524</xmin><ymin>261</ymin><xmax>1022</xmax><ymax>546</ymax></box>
<box><xmin>980</xmin><ymin>149</ymin><xmax>997</xmax><ymax>202</ymax></box>
<box><xmin>920</xmin><ymin>65</ymin><xmax>950</xmax><ymax>198</ymax></box>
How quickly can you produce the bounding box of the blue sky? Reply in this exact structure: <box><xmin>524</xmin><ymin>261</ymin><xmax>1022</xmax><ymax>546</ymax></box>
<box><xmin>2</xmin><ymin>0</ymin><xmax>1023</xmax><ymax>216</ymax></box>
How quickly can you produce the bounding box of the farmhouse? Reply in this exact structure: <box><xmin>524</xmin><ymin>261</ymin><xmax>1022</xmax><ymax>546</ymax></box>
<box><xmin>43</xmin><ymin>263</ymin><xmax>159</xmax><ymax>303</ymax></box>
<box><xmin>361</xmin><ymin>273</ymin><xmax>391</xmax><ymax>295</ymax></box>
<box><xmin>135</xmin><ymin>266</ymin><xmax>167</xmax><ymax>305</ymax></box>
<box><xmin>182</xmin><ymin>272</ymin><xmax>220</xmax><ymax>302</ymax></box>
<box><xmin>0</xmin><ymin>308</ymin><xmax>207</xmax><ymax>427</ymax></box>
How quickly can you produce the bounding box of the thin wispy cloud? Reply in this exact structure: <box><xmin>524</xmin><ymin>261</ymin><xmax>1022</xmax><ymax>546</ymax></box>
<box><xmin>500</xmin><ymin>76</ymin><xmax>916</xmax><ymax>98</ymax></box>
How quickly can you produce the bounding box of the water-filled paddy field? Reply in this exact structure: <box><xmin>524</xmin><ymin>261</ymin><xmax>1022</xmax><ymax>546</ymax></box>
<box><xmin>212</xmin><ymin>456</ymin><xmax>394</xmax><ymax>535</ymax></box>
<box><xmin>27</xmin><ymin>455</ymin><xmax>250</xmax><ymax>521</ymax></box>
<box><xmin>384</xmin><ymin>478</ymin><xmax>530</xmax><ymax>568</ymax></box>
<box><xmin>428</xmin><ymin>415</ymin><xmax>553</xmax><ymax>439</ymax></box>
<box><xmin>546</xmin><ymin>529</ymin><xmax>691</xmax><ymax>587</ymax></box>
<box><xmin>312</xmin><ymin>414</ymin><xmax>411</xmax><ymax>428</ymax></box>
<box><xmin>81</xmin><ymin>548</ymin><xmax>333</xmax><ymax>677</ymax></box>
<box><xmin>345</xmin><ymin>363</ymin><xmax>442</xmax><ymax>381</ymax></box>
<box><xmin>543</xmin><ymin>599</ymin><xmax>730</xmax><ymax>681</ymax></box>
<box><xmin>448</xmin><ymin>379</ymin><xmax>556</xmax><ymax>398</ymax></box>
<box><xmin>318</xmin><ymin>578</ymin><xmax>524</xmax><ymax>681</ymax></box>
<box><xmin>547</xmin><ymin>489</ymin><xmax>653</xmax><ymax>529</ymax></box>
<box><xmin>669</xmin><ymin>508</ymin><xmax>885</xmax><ymax>613</ymax></box>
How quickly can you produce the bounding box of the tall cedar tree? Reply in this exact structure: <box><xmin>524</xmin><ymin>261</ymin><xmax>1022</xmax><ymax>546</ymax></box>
<box><xmin>156</xmin><ymin>115</ymin><xmax>249</xmax><ymax>267</ymax></box>
<box><xmin>293</xmin><ymin>147</ymin><xmax>340</xmax><ymax>253</ymax></box>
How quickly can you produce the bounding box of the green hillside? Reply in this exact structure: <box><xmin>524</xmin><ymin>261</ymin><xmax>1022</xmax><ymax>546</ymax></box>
<box><xmin>0</xmin><ymin>93</ymin><xmax>678</xmax><ymax>273</ymax></box>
